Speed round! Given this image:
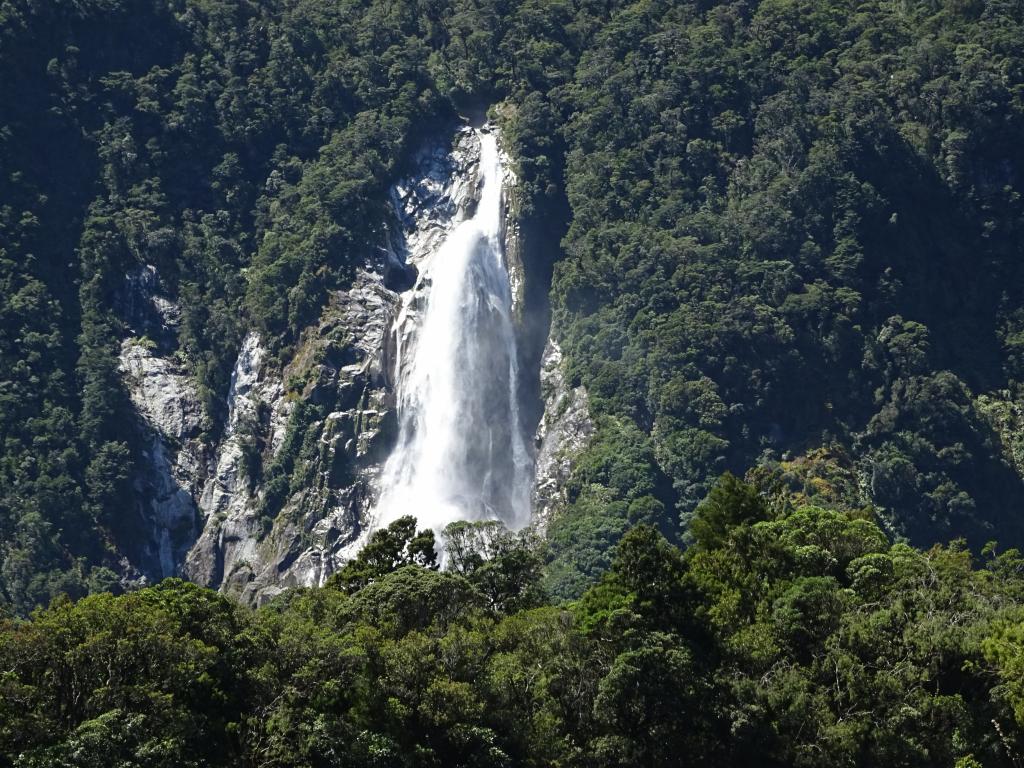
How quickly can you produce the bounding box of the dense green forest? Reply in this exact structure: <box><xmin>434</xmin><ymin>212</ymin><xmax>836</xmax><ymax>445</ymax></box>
<box><xmin>4</xmin><ymin>0</ymin><xmax>1024</xmax><ymax>759</ymax></box>
<box><xmin>3</xmin><ymin>0</ymin><xmax>1024</xmax><ymax>610</ymax></box>
<box><xmin>542</xmin><ymin>0</ymin><xmax>1024</xmax><ymax>595</ymax></box>
<box><xmin>4</xmin><ymin>480</ymin><xmax>1024</xmax><ymax>766</ymax></box>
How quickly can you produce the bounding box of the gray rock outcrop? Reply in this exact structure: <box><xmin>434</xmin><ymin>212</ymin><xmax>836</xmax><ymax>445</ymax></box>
<box><xmin>118</xmin><ymin>338</ymin><xmax>203</xmax><ymax>581</ymax></box>
<box><xmin>114</xmin><ymin>123</ymin><xmax>588</xmax><ymax>602</ymax></box>
<box><xmin>531</xmin><ymin>338</ymin><xmax>594</xmax><ymax>532</ymax></box>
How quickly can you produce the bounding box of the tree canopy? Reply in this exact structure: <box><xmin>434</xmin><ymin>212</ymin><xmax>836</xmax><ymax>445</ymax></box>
<box><xmin>4</xmin><ymin>477</ymin><xmax>1024</xmax><ymax>765</ymax></box>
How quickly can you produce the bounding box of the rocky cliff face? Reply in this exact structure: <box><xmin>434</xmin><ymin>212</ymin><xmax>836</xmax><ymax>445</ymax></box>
<box><xmin>531</xmin><ymin>338</ymin><xmax>594</xmax><ymax>532</ymax></box>
<box><xmin>118</xmin><ymin>338</ymin><xmax>202</xmax><ymax>582</ymax></box>
<box><xmin>115</xmin><ymin>125</ymin><xmax>589</xmax><ymax>602</ymax></box>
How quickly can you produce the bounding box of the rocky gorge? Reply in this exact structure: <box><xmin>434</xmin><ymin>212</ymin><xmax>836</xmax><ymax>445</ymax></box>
<box><xmin>114</xmin><ymin>124</ymin><xmax>590</xmax><ymax>604</ymax></box>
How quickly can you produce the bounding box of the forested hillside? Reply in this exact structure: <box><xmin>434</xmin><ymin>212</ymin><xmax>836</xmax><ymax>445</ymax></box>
<box><xmin>3</xmin><ymin>0</ymin><xmax>1024</xmax><ymax>666</ymax></box>
<box><xmin>541</xmin><ymin>0</ymin><xmax>1024</xmax><ymax>594</ymax></box>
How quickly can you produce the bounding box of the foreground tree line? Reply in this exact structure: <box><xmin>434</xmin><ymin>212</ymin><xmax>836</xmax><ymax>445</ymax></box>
<box><xmin>2</xmin><ymin>474</ymin><xmax>1024</xmax><ymax>767</ymax></box>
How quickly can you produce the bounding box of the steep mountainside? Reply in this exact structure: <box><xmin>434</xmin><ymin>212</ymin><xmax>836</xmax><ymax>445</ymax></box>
<box><xmin>543</xmin><ymin>0</ymin><xmax>1024</xmax><ymax>594</ymax></box>
<box><xmin>0</xmin><ymin>0</ymin><xmax>577</xmax><ymax>612</ymax></box>
<box><xmin>2</xmin><ymin>0</ymin><xmax>1024</xmax><ymax>613</ymax></box>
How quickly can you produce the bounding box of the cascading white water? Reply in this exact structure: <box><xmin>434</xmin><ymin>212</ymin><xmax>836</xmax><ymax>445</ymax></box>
<box><xmin>372</xmin><ymin>128</ymin><xmax>532</xmax><ymax>537</ymax></box>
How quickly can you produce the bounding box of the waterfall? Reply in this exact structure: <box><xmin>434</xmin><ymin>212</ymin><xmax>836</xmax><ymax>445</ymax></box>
<box><xmin>372</xmin><ymin>128</ymin><xmax>532</xmax><ymax>538</ymax></box>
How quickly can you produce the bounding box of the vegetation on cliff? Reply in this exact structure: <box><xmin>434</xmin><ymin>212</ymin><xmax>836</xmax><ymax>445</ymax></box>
<box><xmin>540</xmin><ymin>0</ymin><xmax>1024</xmax><ymax>595</ymax></box>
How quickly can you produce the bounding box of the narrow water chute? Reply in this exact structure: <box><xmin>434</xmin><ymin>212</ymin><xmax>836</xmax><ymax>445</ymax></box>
<box><xmin>373</xmin><ymin>128</ymin><xmax>532</xmax><ymax>536</ymax></box>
